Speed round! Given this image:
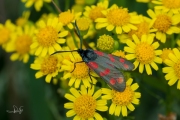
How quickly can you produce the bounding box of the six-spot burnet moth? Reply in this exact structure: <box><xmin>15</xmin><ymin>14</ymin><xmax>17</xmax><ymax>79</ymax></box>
<box><xmin>53</xmin><ymin>21</ymin><xmax>134</xmax><ymax>92</ymax></box>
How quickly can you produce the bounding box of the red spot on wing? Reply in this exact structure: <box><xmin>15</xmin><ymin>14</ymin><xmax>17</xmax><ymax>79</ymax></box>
<box><xmin>108</xmin><ymin>54</ymin><xmax>115</xmax><ymax>62</ymax></box>
<box><xmin>88</xmin><ymin>61</ymin><xmax>98</xmax><ymax>69</ymax></box>
<box><xmin>94</xmin><ymin>50</ymin><xmax>104</xmax><ymax>56</ymax></box>
<box><xmin>100</xmin><ymin>68</ymin><xmax>110</xmax><ymax>76</ymax></box>
<box><xmin>110</xmin><ymin>78</ymin><xmax>116</xmax><ymax>85</ymax></box>
<box><xmin>117</xmin><ymin>77</ymin><xmax>124</xmax><ymax>84</ymax></box>
<box><xmin>123</xmin><ymin>64</ymin><xmax>129</xmax><ymax>69</ymax></box>
<box><xmin>119</xmin><ymin>58</ymin><xmax>125</xmax><ymax>63</ymax></box>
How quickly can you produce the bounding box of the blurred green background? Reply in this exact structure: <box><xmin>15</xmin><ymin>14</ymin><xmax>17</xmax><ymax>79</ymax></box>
<box><xmin>0</xmin><ymin>0</ymin><xmax>180</xmax><ymax>120</ymax></box>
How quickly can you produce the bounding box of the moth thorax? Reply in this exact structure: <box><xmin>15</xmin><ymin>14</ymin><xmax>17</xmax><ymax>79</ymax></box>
<box><xmin>85</xmin><ymin>49</ymin><xmax>97</xmax><ymax>61</ymax></box>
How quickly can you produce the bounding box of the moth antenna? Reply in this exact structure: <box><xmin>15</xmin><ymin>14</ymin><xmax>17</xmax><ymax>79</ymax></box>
<box><xmin>51</xmin><ymin>0</ymin><xmax>61</xmax><ymax>13</ymax></box>
<box><xmin>74</xmin><ymin>21</ymin><xmax>83</xmax><ymax>50</ymax></box>
<box><xmin>51</xmin><ymin>50</ymin><xmax>78</xmax><ymax>55</ymax></box>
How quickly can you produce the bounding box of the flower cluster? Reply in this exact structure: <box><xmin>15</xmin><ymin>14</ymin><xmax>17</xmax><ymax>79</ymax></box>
<box><xmin>1</xmin><ymin>0</ymin><xmax>180</xmax><ymax>119</ymax></box>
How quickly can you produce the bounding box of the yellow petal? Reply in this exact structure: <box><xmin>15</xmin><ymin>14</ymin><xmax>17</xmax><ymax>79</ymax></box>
<box><xmin>69</xmin><ymin>77</ymin><xmax>76</xmax><ymax>86</ymax></box>
<box><xmin>35</xmin><ymin>71</ymin><xmax>44</xmax><ymax>78</ymax></box>
<box><xmin>169</xmin><ymin>53</ymin><xmax>178</xmax><ymax>63</ymax></box>
<box><xmin>96</xmin><ymin>105</ymin><xmax>108</xmax><ymax>112</ymax></box>
<box><xmin>58</xmin><ymin>31</ymin><xmax>68</xmax><ymax>37</ymax></box>
<box><xmin>109</xmin><ymin>103</ymin><xmax>116</xmax><ymax>115</ymax></box>
<box><xmin>139</xmin><ymin>63</ymin><xmax>144</xmax><ymax>73</ymax></box>
<box><xmin>45</xmin><ymin>74</ymin><xmax>52</xmax><ymax>83</ymax></box>
<box><xmin>122</xmin><ymin>25</ymin><xmax>130</xmax><ymax>33</ymax></box>
<box><xmin>53</xmin><ymin>43</ymin><xmax>62</xmax><ymax>51</ymax></box>
<box><xmin>122</xmin><ymin>106</ymin><xmax>127</xmax><ymax>117</ymax></box>
<box><xmin>168</xmin><ymin>77</ymin><xmax>178</xmax><ymax>86</ymax></box>
<box><xmin>66</xmin><ymin>110</ymin><xmax>76</xmax><ymax>117</ymax></box>
<box><xmin>94</xmin><ymin>112</ymin><xmax>103</xmax><ymax>120</ymax></box>
<box><xmin>116</xmin><ymin>26</ymin><xmax>122</xmax><ymax>34</ymax></box>
<box><xmin>35</xmin><ymin>46</ymin><xmax>43</xmax><ymax>56</ymax></box>
<box><xmin>173</xmin><ymin>48</ymin><xmax>180</xmax><ymax>59</ymax></box>
<box><xmin>131</xmin><ymin>83</ymin><xmax>139</xmax><ymax>91</ymax></box>
<box><xmin>70</xmin><ymin>87</ymin><xmax>81</xmax><ymax>98</ymax></box>
<box><xmin>64</xmin><ymin>102</ymin><xmax>74</xmax><ymax>109</ymax></box>
<box><xmin>145</xmin><ymin>64</ymin><xmax>152</xmax><ymax>75</ymax></box>
<box><xmin>114</xmin><ymin>105</ymin><xmax>121</xmax><ymax>116</ymax></box>
<box><xmin>10</xmin><ymin>53</ymin><xmax>19</xmax><ymax>61</ymax></box>
<box><xmin>41</xmin><ymin>47</ymin><xmax>48</xmax><ymax>57</ymax></box>
<box><xmin>64</xmin><ymin>93</ymin><xmax>76</xmax><ymax>101</ymax></box>
<box><xmin>74</xmin><ymin>79</ymin><xmax>81</xmax><ymax>88</ymax></box>
<box><xmin>93</xmin><ymin>89</ymin><xmax>101</xmax><ymax>99</ymax></box>
<box><xmin>106</xmin><ymin>24</ymin><xmax>114</xmax><ymax>31</ymax></box>
<box><xmin>150</xmin><ymin>62</ymin><xmax>158</xmax><ymax>71</ymax></box>
<box><xmin>127</xmin><ymin>103</ymin><xmax>135</xmax><ymax>111</ymax></box>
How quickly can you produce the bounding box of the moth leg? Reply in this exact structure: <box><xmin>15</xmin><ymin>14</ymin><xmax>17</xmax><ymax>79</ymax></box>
<box><xmin>88</xmin><ymin>68</ymin><xmax>94</xmax><ymax>89</ymax></box>
<box><xmin>71</xmin><ymin>61</ymin><xmax>84</xmax><ymax>73</ymax></box>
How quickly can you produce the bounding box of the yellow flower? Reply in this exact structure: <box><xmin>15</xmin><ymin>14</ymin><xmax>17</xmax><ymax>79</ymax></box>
<box><xmin>124</xmin><ymin>34</ymin><xmax>162</xmax><ymax>75</ymax></box>
<box><xmin>21</xmin><ymin>0</ymin><xmax>51</xmax><ymax>11</ymax></box>
<box><xmin>128</xmin><ymin>15</ymin><xmax>151</xmax><ymax>39</ymax></box>
<box><xmin>147</xmin><ymin>9</ymin><xmax>180</xmax><ymax>43</ymax></box>
<box><xmin>16</xmin><ymin>11</ymin><xmax>30</xmax><ymax>26</ymax></box>
<box><xmin>152</xmin><ymin>0</ymin><xmax>180</xmax><ymax>14</ymax></box>
<box><xmin>162</xmin><ymin>48</ymin><xmax>180</xmax><ymax>89</ymax></box>
<box><xmin>97</xmin><ymin>34</ymin><xmax>114</xmax><ymax>52</ymax></box>
<box><xmin>76</xmin><ymin>17</ymin><xmax>91</xmax><ymax>31</ymax></box>
<box><xmin>102</xmin><ymin>78</ymin><xmax>141</xmax><ymax>117</ymax></box>
<box><xmin>6</xmin><ymin>25</ymin><xmax>35</xmax><ymax>63</ymax></box>
<box><xmin>61</xmin><ymin>53</ymin><xmax>98</xmax><ymax>88</ymax></box>
<box><xmin>64</xmin><ymin>85</ymin><xmax>108</xmax><ymax>120</ymax></box>
<box><xmin>36</xmin><ymin>13</ymin><xmax>57</xmax><ymax>27</ymax></box>
<box><xmin>118</xmin><ymin>15</ymin><xmax>151</xmax><ymax>43</ymax></box>
<box><xmin>83</xmin><ymin>0</ymin><xmax>109</xmax><ymax>22</ymax></box>
<box><xmin>95</xmin><ymin>5</ymin><xmax>140</xmax><ymax>34</ymax></box>
<box><xmin>31</xmin><ymin>17</ymin><xmax>68</xmax><ymax>57</ymax></box>
<box><xmin>58</xmin><ymin>9</ymin><xmax>81</xmax><ymax>30</ymax></box>
<box><xmin>30</xmin><ymin>54</ymin><xmax>63</xmax><ymax>83</ymax></box>
<box><xmin>160</xmin><ymin>48</ymin><xmax>173</xmax><ymax>62</ymax></box>
<box><xmin>0</xmin><ymin>20</ymin><xmax>15</xmax><ymax>50</ymax></box>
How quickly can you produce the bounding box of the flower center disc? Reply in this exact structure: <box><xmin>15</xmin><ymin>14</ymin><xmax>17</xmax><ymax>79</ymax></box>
<box><xmin>59</xmin><ymin>11</ymin><xmax>74</xmax><ymax>25</ymax></box>
<box><xmin>74</xmin><ymin>95</ymin><xmax>96</xmax><ymax>119</ymax></box>
<box><xmin>97</xmin><ymin>34</ymin><xmax>114</xmax><ymax>51</ymax></box>
<box><xmin>37</xmin><ymin>26</ymin><xmax>58</xmax><ymax>47</ymax></box>
<box><xmin>111</xmin><ymin>86</ymin><xmax>134</xmax><ymax>106</ymax></box>
<box><xmin>89</xmin><ymin>7</ymin><xmax>105</xmax><ymax>21</ymax></box>
<box><xmin>129</xmin><ymin>21</ymin><xmax>149</xmax><ymax>38</ymax></box>
<box><xmin>135</xmin><ymin>42</ymin><xmax>155</xmax><ymax>64</ymax></box>
<box><xmin>153</xmin><ymin>14</ymin><xmax>171</xmax><ymax>32</ymax></box>
<box><xmin>15</xmin><ymin>35</ymin><xmax>32</xmax><ymax>54</ymax></box>
<box><xmin>107</xmin><ymin>8</ymin><xmax>130</xmax><ymax>26</ymax></box>
<box><xmin>72</xmin><ymin>62</ymin><xmax>89</xmax><ymax>79</ymax></box>
<box><xmin>41</xmin><ymin>56</ymin><xmax>58</xmax><ymax>75</ymax></box>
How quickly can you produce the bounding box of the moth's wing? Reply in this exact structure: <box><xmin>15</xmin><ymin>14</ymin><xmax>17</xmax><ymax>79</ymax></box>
<box><xmin>94</xmin><ymin>50</ymin><xmax>134</xmax><ymax>71</ymax></box>
<box><xmin>87</xmin><ymin>54</ymin><xmax>126</xmax><ymax>91</ymax></box>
